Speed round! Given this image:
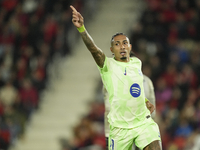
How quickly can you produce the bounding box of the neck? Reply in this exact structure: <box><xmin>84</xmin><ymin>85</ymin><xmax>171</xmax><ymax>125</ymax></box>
<box><xmin>114</xmin><ymin>57</ymin><xmax>130</xmax><ymax>62</ymax></box>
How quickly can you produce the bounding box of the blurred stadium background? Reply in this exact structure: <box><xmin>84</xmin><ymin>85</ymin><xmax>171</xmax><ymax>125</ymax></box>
<box><xmin>0</xmin><ymin>0</ymin><xmax>200</xmax><ymax>150</ymax></box>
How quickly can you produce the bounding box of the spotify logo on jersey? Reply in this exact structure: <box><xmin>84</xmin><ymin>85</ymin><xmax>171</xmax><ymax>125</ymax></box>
<box><xmin>130</xmin><ymin>83</ymin><xmax>141</xmax><ymax>97</ymax></box>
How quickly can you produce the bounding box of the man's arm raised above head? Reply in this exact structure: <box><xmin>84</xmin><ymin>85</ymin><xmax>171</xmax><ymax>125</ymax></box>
<box><xmin>70</xmin><ymin>5</ymin><xmax>105</xmax><ymax>68</ymax></box>
<box><xmin>80</xmin><ymin>30</ymin><xmax>105</xmax><ymax>68</ymax></box>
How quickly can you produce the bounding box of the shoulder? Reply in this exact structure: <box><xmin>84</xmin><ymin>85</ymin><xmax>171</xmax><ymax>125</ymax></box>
<box><xmin>106</xmin><ymin>57</ymin><xmax>118</xmax><ymax>66</ymax></box>
<box><xmin>130</xmin><ymin>56</ymin><xmax>141</xmax><ymax>63</ymax></box>
<box><xmin>107</xmin><ymin>57</ymin><xmax>115</xmax><ymax>62</ymax></box>
<box><xmin>143</xmin><ymin>75</ymin><xmax>150</xmax><ymax>81</ymax></box>
<box><xmin>130</xmin><ymin>57</ymin><xmax>142</xmax><ymax>68</ymax></box>
<box><xmin>98</xmin><ymin>57</ymin><xmax>113</xmax><ymax>72</ymax></box>
<box><xmin>143</xmin><ymin>75</ymin><xmax>154</xmax><ymax>89</ymax></box>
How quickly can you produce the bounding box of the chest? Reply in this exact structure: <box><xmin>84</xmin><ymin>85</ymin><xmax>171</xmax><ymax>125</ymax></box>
<box><xmin>111</xmin><ymin>63</ymin><xmax>143</xmax><ymax>79</ymax></box>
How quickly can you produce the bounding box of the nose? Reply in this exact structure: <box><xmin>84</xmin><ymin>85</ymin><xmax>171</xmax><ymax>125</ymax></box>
<box><xmin>120</xmin><ymin>44</ymin><xmax>125</xmax><ymax>49</ymax></box>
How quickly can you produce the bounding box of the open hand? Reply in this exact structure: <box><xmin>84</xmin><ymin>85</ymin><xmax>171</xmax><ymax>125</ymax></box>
<box><xmin>70</xmin><ymin>5</ymin><xmax>84</xmax><ymax>28</ymax></box>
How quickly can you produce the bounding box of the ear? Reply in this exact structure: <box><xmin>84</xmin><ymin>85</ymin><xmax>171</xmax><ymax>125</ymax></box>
<box><xmin>129</xmin><ymin>44</ymin><xmax>132</xmax><ymax>50</ymax></box>
<box><xmin>110</xmin><ymin>47</ymin><xmax>113</xmax><ymax>53</ymax></box>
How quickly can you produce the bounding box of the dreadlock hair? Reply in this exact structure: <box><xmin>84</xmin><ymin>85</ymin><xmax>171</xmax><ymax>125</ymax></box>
<box><xmin>110</xmin><ymin>32</ymin><xmax>128</xmax><ymax>44</ymax></box>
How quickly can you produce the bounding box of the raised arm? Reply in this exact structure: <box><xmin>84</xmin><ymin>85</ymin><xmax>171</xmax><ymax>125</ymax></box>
<box><xmin>70</xmin><ymin>5</ymin><xmax>105</xmax><ymax>68</ymax></box>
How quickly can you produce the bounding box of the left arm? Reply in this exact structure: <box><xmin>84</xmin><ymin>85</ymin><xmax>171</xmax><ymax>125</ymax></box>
<box><xmin>145</xmin><ymin>100</ymin><xmax>155</xmax><ymax>114</ymax></box>
<box><xmin>143</xmin><ymin>75</ymin><xmax>156</xmax><ymax>115</ymax></box>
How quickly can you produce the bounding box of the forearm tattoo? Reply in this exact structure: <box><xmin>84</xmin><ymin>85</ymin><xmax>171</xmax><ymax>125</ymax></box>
<box><xmin>81</xmin><ymin>31</ymin><xmax>105</xmax><ymax>68</ymax></box>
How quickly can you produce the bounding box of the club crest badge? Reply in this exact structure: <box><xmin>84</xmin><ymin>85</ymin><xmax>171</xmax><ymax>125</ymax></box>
<box><xmin>130</xmin><ymin>83</ymin><xmax>141</xmax><ymax>97</ymax></box>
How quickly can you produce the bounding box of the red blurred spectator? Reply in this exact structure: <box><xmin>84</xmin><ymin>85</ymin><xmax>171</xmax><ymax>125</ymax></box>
<box><xmin>0</xmin><ymin>25</ymin><xmax>15</xmax><ymax>45</ymax></box>
<box><xmin>16</xmin><ymin>58</ymin><xmax>27</xmax><ymax>82</ymax></box>
<box><xmin>18</xmin><ymin>79</ymin><xmax>38</xmax><ymax>119</ymax></box>
<box><xmin>177</xmin><ymin>64</ymin><xmax>198</xmax><ymax>89</ymax></box>
<box><xmin>0</xmin><ymin>126</ymin><xmax>11</xmax><ymax>150</ymax></box>
<box><xmin>0</xmin><ymin>100</ymin><xmax>4</xmax><ymax>117</ymax></box>
<box><xmin>42</xmin><ymin>15</ymin><xmax>58</xmax><ymax>43</ymax></box>
<box><xmin>15</xmin><ymin>4</ymin><xmax>29</xmax><ymax>27</ymax></box>
<box><xmin>161</xmin><ymin>63</ymin><xmax>178</xmax><ymax>88</ymax></box>
<box><xmin>1</xmin><ymin>0</ymin><xmax>18</xmax><ymax>12</ymax></box>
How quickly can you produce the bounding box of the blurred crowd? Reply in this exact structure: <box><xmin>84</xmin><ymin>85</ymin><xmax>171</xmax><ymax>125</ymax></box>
<box><xmin>130</xmin><ymin>0</ymin><xmax>200</xmax><ymax>149</ymax></box>
<box><xmin>60</xmin><ymin>99</ymin><xmax>106</xmax><ymax>150</ymax></box>
<box><xmin>61</xmin><ymin>0</ymin><xmax>200</xmax><ymax>150</ymax></box>
<box><xmin>0</xmin><ymin>0</ymin><xmax>96</xmax><ymax>149</ymax></box>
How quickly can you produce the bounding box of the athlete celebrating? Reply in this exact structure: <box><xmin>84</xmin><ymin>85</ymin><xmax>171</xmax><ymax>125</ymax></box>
<box><xmin>70</xmin><ymin>5</ymin><xmax>162</xmax><ymax>150</ymax></box>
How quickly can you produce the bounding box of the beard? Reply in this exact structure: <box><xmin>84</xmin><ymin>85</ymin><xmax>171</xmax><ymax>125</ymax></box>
<box><xmin>120</xmin><ymin>56</ymin><xmax>127</xmax><ymax>60</ymax></box>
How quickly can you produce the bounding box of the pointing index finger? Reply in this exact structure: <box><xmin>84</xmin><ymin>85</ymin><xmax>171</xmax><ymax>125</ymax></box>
<box><xmin>70</xmin><ymin>5</ymin><xmax>77</xmax><ymax>13</ymax></box>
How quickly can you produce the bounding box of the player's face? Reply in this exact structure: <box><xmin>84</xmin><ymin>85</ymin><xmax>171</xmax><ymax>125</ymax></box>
<box><xmin>110</xmin><ymin>35</ymin><xmax>132</xmax><ymax>62</ymax></box>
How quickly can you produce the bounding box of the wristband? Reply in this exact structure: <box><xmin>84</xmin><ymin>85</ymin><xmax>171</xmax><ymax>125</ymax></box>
<box><xmin>145</xmin><ymin>98</ymin><xmax>149</xmax><ymax>102</ymax></box>
<box><xmin>77</xmin><ymin>25</ymin><xmax>85</xmax><ymax>33</ymax></box>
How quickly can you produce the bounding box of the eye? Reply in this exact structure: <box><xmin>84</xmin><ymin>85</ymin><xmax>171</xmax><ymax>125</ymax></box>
<box><xmin>124</xmin><ymin>41</ymin><xmax>128</xmax><ymax>45</ymax></box>
<box><xmin>115</xmin><ymin>43</ymin><xmax>119</xmax><ymax>46</ymax></box>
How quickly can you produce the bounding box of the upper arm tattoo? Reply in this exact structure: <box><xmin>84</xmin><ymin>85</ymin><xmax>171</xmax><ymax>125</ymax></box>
<box><xmin>81</xmin><ymin>31</ymin><xmax>105</xmax><ymax>68</ymax></box>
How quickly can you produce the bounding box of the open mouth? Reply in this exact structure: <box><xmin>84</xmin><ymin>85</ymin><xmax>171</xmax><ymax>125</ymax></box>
<box><xmin>120</xmin><ymin>52</ymin><xmax>126</xmax><ymax>55</ymax></box>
